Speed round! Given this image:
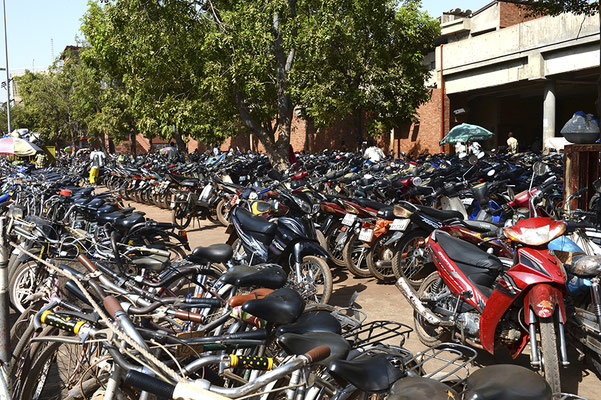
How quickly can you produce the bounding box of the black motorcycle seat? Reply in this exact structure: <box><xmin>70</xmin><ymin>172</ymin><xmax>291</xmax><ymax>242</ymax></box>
<box><xmin>96</xmin><ymin>212</ymin><xmax>127</xmax><ymax>225</ymax></box>
<box><xmin>115</xmin><ymin>213</ymin><xmax>146</xmax><ymax>230</ymax></box>
<box><xmin>388</xmin><ymin>376</ymin><xmax>458</xmax><ymax>400</ymax></box>
<box><xmin>234</xmin><ymin>207</ymin><xmax>277</xmax><ymax>235</ymax></box>
<box><xmin>460</xmin><ymin>220</ymin><xmax>503</xmax><ymax>232</ymax></box>
<box><xmin>70</xmin><ymin>187</ymin><xmax>94</xmax><ymax>197</ymax></box>
<box><xmin>187</xmin><ymin>244</ymin><xmax>233</xmax><ymax>264</ymax></box>
<box><xmin>417</xmin><ymin>205</ymin><xmax>463</xmax><ymax>222</ymax></box>
<box><xmin>180</xmin><ymin>179</ymin><xmax>199</xmax><ymax>187</ymax></box>
<box><xmin>221</xmin><ymin>265</ymin><xmax>287</xmax><ymax>289</ymax></box>
<box><xmin>278</xmin><ymin>332</ymin><xmax>350</xmax><ymax>365</ymax></box>
<box><xmin>328</xmin><ymin>354</ymin><xmax>404</xmax><ymax>393</ymax></box>
<box><xmin>356</xmin><ymin>198</ymin><xmax>388</xmax><ymax>211</ymax></box>
<box><xmin>242</xmin><ymin>288</ymin><xmax>305</xmax><ymax>325</ymax></box>
<box><xmin>96</xmin><ymin>204</ymin><xmax>118</xmax><ymax>214</ymax></box>
<box><xmin>275</xmin><ymin>311</ymin><xmax>342</xmax><ymax>336</ymax></box>
<box><xmin>74</xmin><ymin>197</ymin><xmax>92</xmax><ymax>206</ymax></box>
<box><xmin>86</xmin><ymin>198</ymin><xmax>106</xmax><ymax>209</ymax></box>
<box><xmin>463</xmin><ymin>364</ymin><xmax>552</xmax><ymax>400</ymax></box>
<box><xmin>435</xmin><ymin>231</ymin><xmax>502</xmax><ymax>271</ymax></box>
<box><xmin>377</xmin><ymin>206</ymin><xmax>395</xmax><ymax>221</ymax></box>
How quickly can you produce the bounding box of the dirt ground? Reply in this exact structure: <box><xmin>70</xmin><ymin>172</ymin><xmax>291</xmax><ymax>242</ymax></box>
<box><xmin>128</xmin><ymin>198</ymin><xmax>601</xmax><ymax>398</ymax></box>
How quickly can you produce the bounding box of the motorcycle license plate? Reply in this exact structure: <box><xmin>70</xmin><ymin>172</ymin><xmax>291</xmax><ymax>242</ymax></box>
<box><xmin>461</xmin><ymin>198</ymin><xmax>474</xmax><ymax>206</ymax></box>
<box><xmin>358</xmin><ymin>228</ymin><xmax>374</xmax><ymax>242</ymax></box>
<box><xmin>390</xmin><ymin>218</ymin><xmax>410</xmax><ymax>231</ymax></box>
<box><xmin>342</xmin><ymin>214</ymin><xmax>357</xmax><ymax>226</ymax></box>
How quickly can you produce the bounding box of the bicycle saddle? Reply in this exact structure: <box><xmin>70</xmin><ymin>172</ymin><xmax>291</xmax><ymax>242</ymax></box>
<box><xmin>276</xmin><ymin>311</ymin><xmax>341</xmax><ymax>336</ymax></box>
<box><xmin>388</xmin><ymin>377</ymin><xmax>458</xmax><ymax>400</ymax></box>
<box><xmin>187</xmin><ymin>244</ymin><xmax>233</xmax><ymax>264</ymax></box>
<box><xmin>328</xmin><ymin>354</ymin><xmax>404</xmax><ymax>393</ymax></box>
<box><xmin>221</xmin><ymin>264</ymin><xmax>287</xmax><ymax>289</ymax></box>
<box><xmin>242</xmin><ymin>287</ymin><xmax>304</xmax><ymax>325</ymax></box>
<box><xmin>463</xmin><ymin>364</ymin><xmax>552</xmax><ymax>400</ymax></box>
<box><xmin>278</xmin><ymin>332</ymin><xmax>349</xmax><ymax>365</ymax></box>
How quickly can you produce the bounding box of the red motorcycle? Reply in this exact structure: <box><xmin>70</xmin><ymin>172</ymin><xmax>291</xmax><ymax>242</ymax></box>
<box><xmin>396</xmin><ymin>216</ymin><xmax>568</xmax><ymax>392</ymax></box>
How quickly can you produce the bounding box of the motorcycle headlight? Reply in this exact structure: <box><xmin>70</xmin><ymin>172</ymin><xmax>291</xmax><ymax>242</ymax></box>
<box><xmin>296</xmin><ymin>198</ymin><xmax>312</xmax><ymax>214</ymax></box>
<box><xmin>504</xmin><ymin>222</ymin><xmax>566</xmax><ymax>246</ymax></box>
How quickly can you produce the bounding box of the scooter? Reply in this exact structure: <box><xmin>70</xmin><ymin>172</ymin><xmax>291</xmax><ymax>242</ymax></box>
<box><xmin>396</xmin><ymin>162</ymin><xmax>569</xmax><ymax>393</ymax></box>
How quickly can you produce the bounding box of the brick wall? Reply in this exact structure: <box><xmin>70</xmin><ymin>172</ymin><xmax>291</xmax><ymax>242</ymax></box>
<box><xmin>390</xmin><ymin>89</ymin><xmax>450</xmax><ymax>156</ymax></box>
<box><xmin>114</xmin><ymin>93</ymin><xmax>450</xmax><ymax>157</ymax></box>
<box><xmin>499</xmin><ymin>1</ymin><xmax>540</xmax><ymax>28</ymax></box>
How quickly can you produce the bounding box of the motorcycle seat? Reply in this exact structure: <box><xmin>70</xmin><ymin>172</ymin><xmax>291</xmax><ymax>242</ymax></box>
<box><xmin>377</xmin><ymin>206</ymin><xmax>395</xmax><ymax>221</ymax></box>
<box><xmin>115</xmin><ymin>213</ymin><xmax>146</xmax><ymax>230</ymax></box>
<box><xmin>73</xmin><ymin>197</ymin><xmax>92</xmax><ymax>206</ymax></box>
<box><xmin>276</xmin><ymin>311</ymin><xmax>342</xmax><ymax>336</ymax></box>
<box><xmin>570</xmin><ymin>255</ymin><xmax>601</xmax><ymax>277</ymax></box>
<box><xmin>388</xmin><ymin>376</ymin><xmax>458</xmax><ymax>400</ymax></box>
<box><xmin>187</xmin><ymin>244</ymin><xmax>233</xmax><ymax>264</ymax></box>
<box><xmin>356</xmin><ymin>198</ymin><xmax>388</xmax><ymax>211</ymax></box>
<box><xmin>96</xmin><ymin>204</ymin><xmax>118</xmax><ymax>214</ymax></box>
<box><xmin>278</xmin><ymin>332</ymin><xmax>350</xmax><ymax>365</ymax></box>
<box><xmin>436</xmin><ymin>232</ymin><xmax>502</xmax><ymax>272</ymax></box>
<box><xmin>131</xmin><ymin>254</ymin><xmax>170</xmax><ymax>272</ymax></box>
<box><xmin>70</xmin><ymin>187</ymin><xmax>94</xmax><ymax>198</ymax></box>
<box><xmin>460</xmin><ymin>220</ymin><xmax>503</xmax><ymax>232</ymax></box>
<box><xmin>242</xmin><ymin>287</ymin><xmax>305</xmax><ymax>325</ymax></box>
<box><xmin>328</xmin><ymin>354</ymin><xmax>404</xmax><ymax>393</ymax></box>
<box><xmin>180</xmin><ymin>179</ymin><xmax>199</xmax><ymax>188</ymax></box>
<box><xmin>416</xmin><ymin>205</ymin><xmax>463</xmax><ymax>222</ymax></box>
<box><xmin>96</xmin><ymin>212</ymin><xmax>127</xmax><ymax>225</ymax></box>
<box><xmin>463</xmin><ymin>364</ymin><xmax>552</xmax><ymax>400</ymax></box>
<box><xmin>234</xmin><ymin>207</ymin><xmax>277</xmax><ymax>235</ymax></box>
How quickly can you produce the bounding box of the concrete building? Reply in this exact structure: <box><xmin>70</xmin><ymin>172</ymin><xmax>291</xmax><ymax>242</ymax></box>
<box><xmin>424</xmin><ymin>1</ymin><xmax>600</xmax><ymax>153</ymax></box>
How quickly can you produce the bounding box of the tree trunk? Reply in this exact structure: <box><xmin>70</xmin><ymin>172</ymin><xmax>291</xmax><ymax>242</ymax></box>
<box><xmin>172</xmin><ymin>125</ymin><xmax>187</xmax><ymax>159</ymax></box>
<box><xmin>354</xmin><ymin>107</ymin><xmax>363</xmax><ymax>150</ymax></box>
<box><xmin>97</xmin><ymin>133</ymin><xmax>108</xmax><ymax>154</ymax></box>
<box><xmin>129</xmin><ymin>118</ymin><xmax>137</xmax><ymax>156</ymax></box>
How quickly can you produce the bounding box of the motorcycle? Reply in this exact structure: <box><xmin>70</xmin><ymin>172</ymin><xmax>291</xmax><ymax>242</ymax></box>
<box><xmin>226</xmin><ymin>170</ymin><xmax>333</xmax><ymax>304</ymax></box>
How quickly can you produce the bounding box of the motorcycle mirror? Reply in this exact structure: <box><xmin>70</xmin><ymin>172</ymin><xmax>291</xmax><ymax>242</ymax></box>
<box><xmin>507</xmin><ymin>186</ymin><xmax>515</xmax><ymax>201</ymax></box>
<box><xmin>487</xmin><ymin>169</ymin><xmax>496</xmax><ymax>177</ymax></box>
<box><xmin>594</xmin><ymin>178</ymin><xmax>601</xmax><ymax>193</ymax></box>
<box><xmin>268</xmin><ymin>169</ymin><xmax>284</xmax><ymax>181</ymax></box>
<box><xmin>413</xmin><ymin>177</ymin><xmax>423</xmax><ymax>186</ymax></box>
<box><xmin>533</xmin><ymin>161</ymin><xmax>547</xmax><ymax>176</ymax></box>
<box><xmin>468</xmin><ymin>155</ymin><xmax>478</xmax><ymax>165</ymax></box>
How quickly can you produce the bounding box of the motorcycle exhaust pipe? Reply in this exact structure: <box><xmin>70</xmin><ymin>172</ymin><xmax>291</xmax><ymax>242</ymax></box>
<box><xmin>395</xmin><ymin>278</ymin><xmax>452</xmax><ymax>326</ymax></box>
<box><xmin>375</xmin><ymin>260</ymin><xmax>392</xmax><ymax>268</ymax></box>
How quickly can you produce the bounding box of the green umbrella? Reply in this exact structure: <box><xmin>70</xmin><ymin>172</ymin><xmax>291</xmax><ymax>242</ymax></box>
<box><xmin>439</xmin><ymin>123</ymin><xmax>493</xmax><ymax>145</ymax></box>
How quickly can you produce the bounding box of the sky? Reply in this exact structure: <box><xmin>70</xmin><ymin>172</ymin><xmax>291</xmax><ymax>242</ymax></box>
<box><xmin>1</xmin><ymin>0</ymin><xmax>488</xmax><ymax>73</ymax></box>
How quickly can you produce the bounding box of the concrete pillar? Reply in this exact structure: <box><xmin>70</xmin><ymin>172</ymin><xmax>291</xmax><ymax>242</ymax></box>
<box><xmin>543</xmin><ymin>81</ymin><xmax>556</xmax><ymax>144</ymax></box>
<box><xmin>389</xmin><ymin>128</ymin><xmax>395</xmax><ymax>156</ymax></box>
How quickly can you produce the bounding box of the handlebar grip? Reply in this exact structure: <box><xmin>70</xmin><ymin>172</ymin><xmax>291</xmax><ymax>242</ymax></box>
<box><xmin>123</xmin><ymin>370</ymin><xmax>175</xmax><ymax>399</ymax></box>
<box><xmin>104</xmin><ymin>296</ymin><xmax>124</xmax><ymax>318</ymax></box>
<box><xmin>229</xmin><ymin>354</ymin><xmax>273</xmax><ymax>370</ymax></box>
<box><xmin>40</xmin><ymin>311</ymin><xmax>86</xmax><ymax>334</ymax></box>
<box><xmin>76</xmin><ymin>254</ymin><xmax>98</xmax><ymax>273</ymax></box>
<box><xmin>304</xmin><ymin>345</ymin><xmax>331</xmax><ymax>363</ymax></box>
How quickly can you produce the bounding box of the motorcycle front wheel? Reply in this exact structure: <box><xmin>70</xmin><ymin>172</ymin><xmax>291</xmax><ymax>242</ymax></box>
<box><xmin>414</xmin><ymin>271</ymin><xmax>450</xmax><ymax>346</ymax></box>
<box><xmin>172</xmin><ymin>202</ymin><xmax>192</xmax><ymax>229</ymax></box>
<box><xmin>392</xmin><ymin>229</ymin><xmax>433</xmax><ymax>289</ymax></box>
<box><xmin>292</xmin><ymin>256</ymin><xmax>333</xmax><ymax>304</ymax></box>
<box><xmin>539</xmin><ymin>318</ymin><xmax>561</xmax><ymax>393</ymax></box>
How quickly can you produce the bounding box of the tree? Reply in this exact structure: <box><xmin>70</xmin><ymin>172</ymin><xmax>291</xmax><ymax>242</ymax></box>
<box><xmin>524</xmin><ymin>1</ymin><xmax>600</xmax><ymax>121</ymax></box>
<box><xmin>82</xmin><ymin>0</ymin><xmax>438</xmax><ymax>165</ymax></box>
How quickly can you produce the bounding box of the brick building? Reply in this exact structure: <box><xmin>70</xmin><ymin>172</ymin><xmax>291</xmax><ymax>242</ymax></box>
<box><xmin>115</xmin><ymin>0</ymin><xmax>600</xmax><ymax>156</ymax></box>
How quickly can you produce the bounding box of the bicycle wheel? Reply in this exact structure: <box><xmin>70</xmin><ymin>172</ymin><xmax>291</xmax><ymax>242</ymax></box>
<box><xmin>9</xmin><ymin>259</ymin><xmax>53</xmax><ymax>313</ymax></box>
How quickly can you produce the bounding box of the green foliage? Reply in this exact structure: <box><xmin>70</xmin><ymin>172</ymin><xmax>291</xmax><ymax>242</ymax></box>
<box><xmin>524</xmin><ymin>0</ymin><xmax>599</xmax><ymax>16</ymax></box>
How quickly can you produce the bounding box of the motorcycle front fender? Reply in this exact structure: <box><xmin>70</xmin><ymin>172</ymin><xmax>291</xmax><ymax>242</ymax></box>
<box><xmin>290</xmin><ymin>241</ymin><xmax>329</xmax><ymax>265</ymax></box>
<box><xmin>523</xmin><ymin>283</ymin><xmax>566</xmax><ymax>324</ymax></box>
<box><xmin>479</xmin><ymin>287</ymin><xmax>518</xmax><ymax>355</ymax></box>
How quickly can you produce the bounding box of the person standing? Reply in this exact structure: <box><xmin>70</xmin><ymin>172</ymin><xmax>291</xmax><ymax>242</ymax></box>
<box><xmin>89</xmin><ymin>147</ymin><xmax>106</xmax><ymax>184</ymax></box>
<box><xmin>507</xmin><ymin>132</ymin><xmax>518</xmax><ymax>154</ymax></box>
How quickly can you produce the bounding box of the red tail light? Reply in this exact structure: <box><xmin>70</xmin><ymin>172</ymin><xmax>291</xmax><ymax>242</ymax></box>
<box><xmin>180</xmin><ymin>230</ymin><xmax>188</xmax><ymax>240</ymax></box>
